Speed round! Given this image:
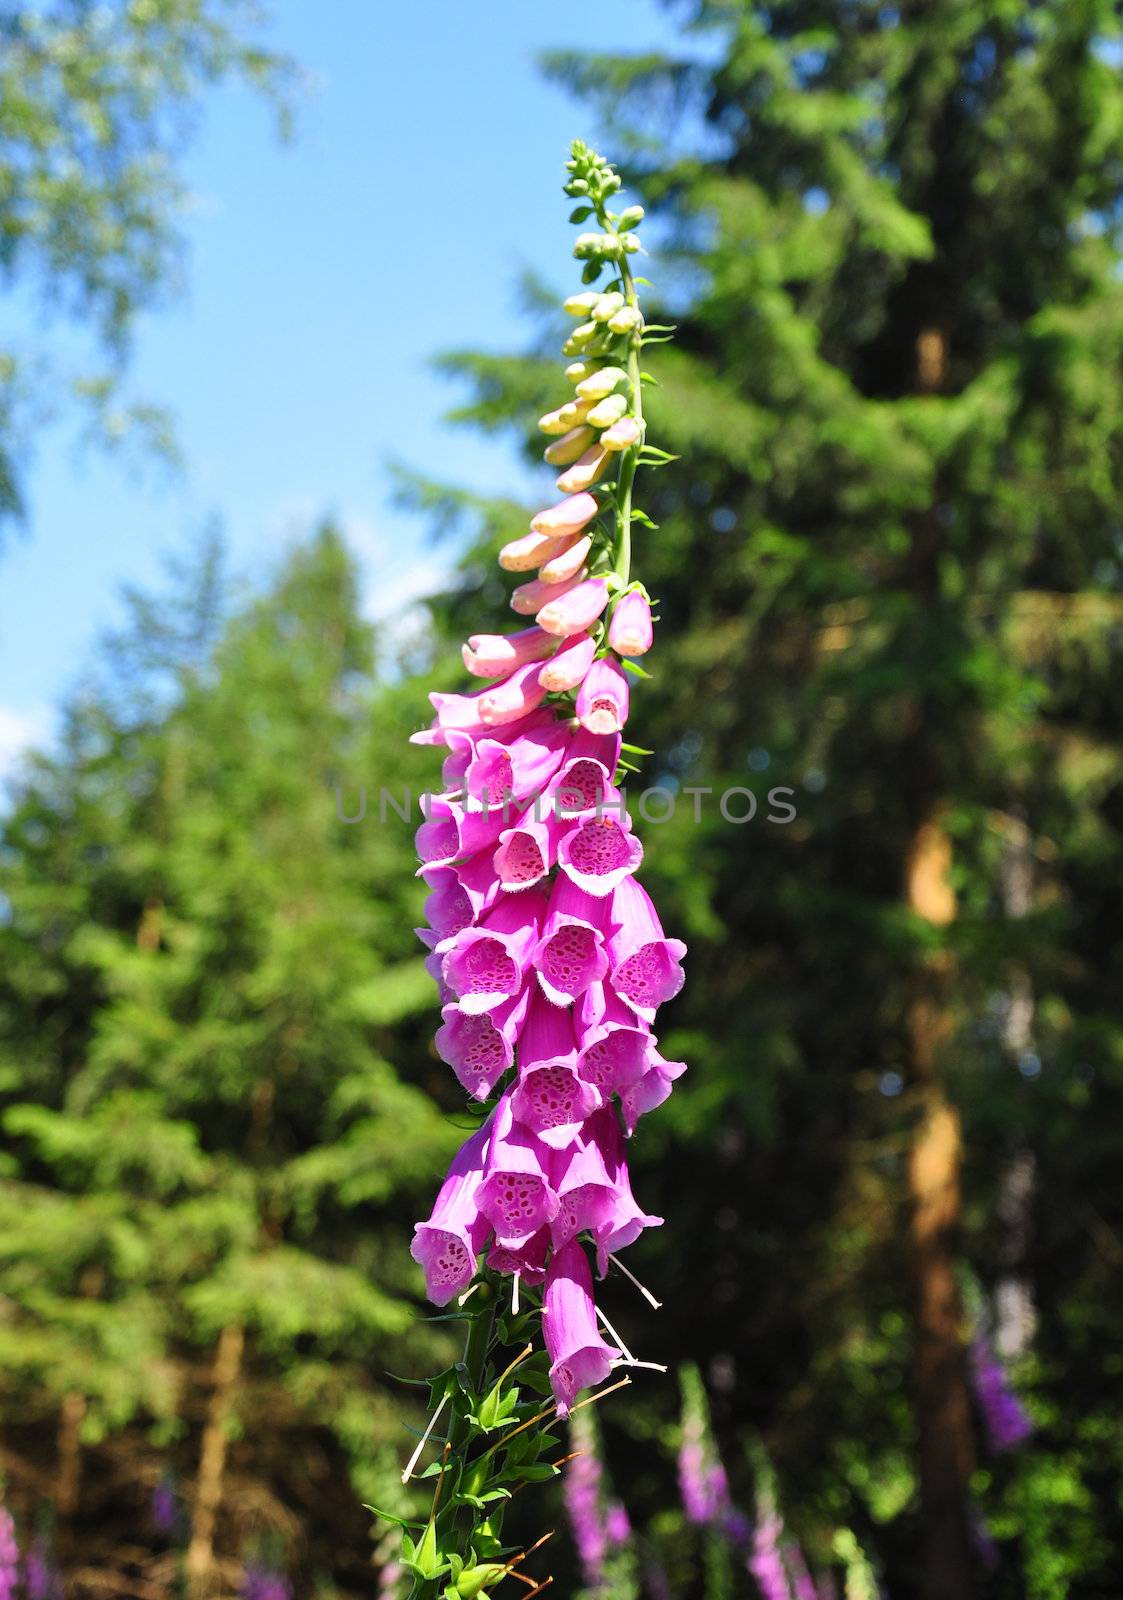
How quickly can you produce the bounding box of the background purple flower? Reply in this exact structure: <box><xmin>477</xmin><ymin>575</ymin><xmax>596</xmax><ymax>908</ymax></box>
<box><xmin>970</xmin><ymin>1334</ymin><xmax>1033</xmax><ymax>1452</ymax></box>
<box><xmin>0</xmin><ymin>1509</ymin><xmax>18</xmax><ymax>1600</ymax></box>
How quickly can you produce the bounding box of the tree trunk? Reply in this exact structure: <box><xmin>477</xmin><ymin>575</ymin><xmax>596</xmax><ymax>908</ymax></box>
<box><xmin>186</xmin><ymin>1323</ymin><xmax>245</xmax><ymax>1598</ymax></box>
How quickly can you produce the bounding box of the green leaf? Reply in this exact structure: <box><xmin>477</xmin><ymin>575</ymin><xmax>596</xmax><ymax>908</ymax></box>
<box><xmin>569</xmin><ymin>206</ymin><xmax>593</xmax><ymax>222</ymax></box>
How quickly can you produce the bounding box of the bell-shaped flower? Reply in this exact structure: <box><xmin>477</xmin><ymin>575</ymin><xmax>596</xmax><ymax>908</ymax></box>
<box><xmin>478</xmin><ymin>1093</ymin><xmax>560</xmax><ymax>1245</ymax></box>
<box><xmin>493</xmin><ymin>803</ymin><xmax>572</xmax><ymax>892</ymax></box>
<box><xmin>411</xmin><ymin>1118</ymin><xmax>493</xmax><ymax>1304</ymax></box>
<box><xmin>539</xmin><ymin>534</ymin><xmax>592</xmax><ymax>586</ymax></box>
<box><xmin>487</xmin><ymin>1225</ymin><xmax>550</xmax><ymax>1286</ymax></box>
<box><xmin>544</xmin><ymin>729</ymin><xmax>622</xmax><ymax>817</ymax></box>
<box><xmin>585</xmin><ymin>1108</ymin><xmax>663</xmax><ymax>1273</ymax></box>
<box><xmin>558</xmin><ymin>811</ymin><xmax>644</xmax><ymax>898</ymax></box>
<box><xmin>512</xmin><ymin>572</ymin><xmax>585</xmax><ymax>618</ymax></box>
<box><xmin>536</xmin><ymin>576</ymin><xmax>610</xmax><ymax>638</ymax></box>
<box><xmin>436</xmin><ymin>707</ymin><xmax>555</xmax><ymax>773</ymax></box>
<box><xmin>608</xmin><ymin>592</ymin><xmax>653</xmax><ymax>656</ymax></box>
<box><xmin>441</xmin><ymin>890</ymin><xmax>546</xmax><ymax>1013</ymax></box>
<box><xmin>574</xmin><ymin>985</ymin><xmax>653</xmax><ymax>1097</ymax></box>
<box><xmin>510</xmin><ymin>993</ymin><xmax>600</xmax><ymax>1148</ymax></box>
<box><xmin>576</xmin><ymin>657</ymin><xmax>630</xmax><ymax>736</ymax></box>
<box><xmin>606</xmin><ymin>878</ymin><xmax>687</xmax><ymax>1021</ymax></box>
<box><xmin>435</xmin><ymin>989</ymin><xmax>529</xmax><ymax>1101</ymax></box>
<box><xmin>543</xmin><ymin>1239</ymin><xmax>620</xmax><ymax>1417</ymax></box>
<box><xmin>550</xmin><ymin>1125</ymin><xmax>619</xmax><ymax>1247</ymax></box>
<box><xmin>538</xmin><ymin>631</ymin><xmax>596</xmax><ymax>693</ymax></box>
<box><xmin>533</xmin><ymin>874</ymin><xmax>611</xmax><ymax>1006</ymax></box>
<box><xmin>421</xmin><ymin>867</ymin><xmax>475</xmax><ymax>942</ymax></box>
<box><xmin>556</xmin><ymin>444</ymin><xmax>611</xmax><ymax>495</ymax></box>
<box><xmin>620</xmin><ymin>1050</ymin><xmax>687</xmax><ymax>1135</ymax></box>
<box><xmin>530</xmin><ymin>492</ymin><xmax>599</xmax><ymax>539</ymax></box>
<box><xmin>459</xmin><ymin>722</ymin><xmax>568</xmax><ymax>814</ymax></box>
<box><xmin>463</xmin><ymin>626</ymin><xmax>558</xmax><ymax>678</ymax></box>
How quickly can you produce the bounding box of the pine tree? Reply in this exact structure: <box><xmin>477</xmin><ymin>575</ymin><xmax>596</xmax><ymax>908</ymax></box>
<box><xmin>0</xmin><ymin>528</ymin><xmax>460</xmax><ymax>1596</ymax></box>
<box><xmin>410</xmin><ymin>5</ymin><xmax>1123</xmax><ymax>1594</ymax></box>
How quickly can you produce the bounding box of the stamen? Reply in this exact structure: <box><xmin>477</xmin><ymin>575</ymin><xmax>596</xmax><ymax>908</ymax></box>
<box><xmin>457</xmin><ymin>1282</ymin><xmax>480</xmax><ymax>1307</ymax></box>
<box><xmin>512</xmin><ymin>1270</ymin><xmax>520</xmax><ymax>1316</ymax></box>
<box><xmin>608</xmin><ymin>1252</ymin><xmax>662</xmax><ymax>1309</ymax></box>
<box><xmin>400</xmin><ymin>1391</ymin><xmax>450</xmax><ymax>1484</ymax></box>
<box><xmin>619</xmin><ymin>1359</ymin><xmax>668</xmax><ymax>1374</ymax></box>
<box><xmin>596</xmin><ymin>1305</ymin><xmax>635</xmax><ymax>1363</ymax></box>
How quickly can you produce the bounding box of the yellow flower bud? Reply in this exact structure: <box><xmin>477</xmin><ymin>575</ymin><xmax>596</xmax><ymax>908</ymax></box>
<box><xmin>575</xmin><ymin>366</ymin><xmax>627</xmax><ymax>401</ymax></box>
<box><xmin>563</xmin><ymin>291</ymin><xmax>601</xmax><ymax>317</ymax></box>
<box><xmin>591</xmin><ymin>292</ymin><xmax>625</xmax><ymax>323</ymax></box>
<box><xmin>608</xmin><ymin>305</ymin><xmax>643</xmax><ymax>334</ymax></box>
<box><xmin>565</xmin><ymin>360</ymin><xmax>595</xmax><ymax>384</ymax></box>
<box><xmin>543</xmin><ymin>425</ymin><xmax>596</xmax><ymax>466</ymax></box>
<box><xmin>561</xmin><ymin>321</ymin><xmax>597</xmax><ymax>356</ymax></box>
<box><xmin>538</xmin><ymin>403</ymin><xmax>576</xmax><ymax>435</ymax></box>
<box><xmin>586</xmin><ymin>393</ymin><xmax>629</xmax><ymax>429</ymax></box>
<box><xmin>600</xmin><ymin>416</ymin><xmax>644</xmax><ymax>451</ymax></box>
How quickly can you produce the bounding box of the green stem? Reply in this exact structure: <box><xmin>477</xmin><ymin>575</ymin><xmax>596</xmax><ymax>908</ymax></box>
<box><xmin>591</xmin><ymin>203</ymin><xmax>645</xmax><ymax>592</ymax></box>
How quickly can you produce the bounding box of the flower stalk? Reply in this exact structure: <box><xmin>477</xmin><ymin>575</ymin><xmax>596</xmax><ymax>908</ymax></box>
<box><xmin>384</xmin><ymin>140</ymin><xmax>682</xmax><ymax>1598</ymax></box>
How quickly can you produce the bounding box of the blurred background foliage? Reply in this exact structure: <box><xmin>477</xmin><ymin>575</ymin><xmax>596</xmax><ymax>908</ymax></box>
<box><xmin>2</xmin><ymin>1</ymin><xmax>1123</xmax><ymax>1597</ymax></box>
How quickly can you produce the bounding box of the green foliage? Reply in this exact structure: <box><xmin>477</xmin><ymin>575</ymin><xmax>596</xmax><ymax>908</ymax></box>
<box><xmin>0</xmin><ymin>527</ymin><xmax>460</xmax><ymax>1591</ymax></box>
<box><xmin>0</xmin><ymin>0</ymin><xmax>297</xmax><ymax>523</ymax></box>
<box><xmin>404</xmin><ymin>3</ymin><xmax>1123</xmax><ymax>1594</ymax></box>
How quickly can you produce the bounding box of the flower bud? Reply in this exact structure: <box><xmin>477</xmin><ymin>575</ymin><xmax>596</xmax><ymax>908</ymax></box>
<box><xmin>573</xmin><ymin>232</ymin><xmax>602</xmax><ymax>259</ymax></box>
<box><xmin>600</xmin><ymin>416</ymin><xmax>644</xmax><ymax>451</ymax></box>
<box><xmin>586</xmin><ymin>393</ymin><xmax>628</xmax><ymax>429</ymax></box>
<box><xmin>608</xmin><ymin>590</ymin><xmax>654</xmax><ymax>656</ymax></box>
<box><xmin>592</xmin><ymin>291</ymin><xmax>625</xmax><ymax>323</ymax></box>
<box><xmin>556</xmin><ymin>444</ymin><xmax>611</xmax><ymax>494</ymax></box>
<box><xmin>575</xmin><ymin>366</ymin><xmax>627</xmax><ymax>401</ymax></box>
<box><xmin>538</xmin><ymin>630</ymin><xmax>596</xmax><ymax>692</ymax></box>
<box><xmin>565</xmin><ymin>360</ymin><xmax>595</xmax><ymax>384</ymax></box>
<box><xmin>562</xmin><ymin>321</ymin><xmax>597</xmax><ymax>355</ymax></box>
<box><xmin>536</xmin><ymin>576</ymin><xmax>611</xmax><ymax>637</ymax></box>
<box><xmin>608</xmin><ymin>305</ymin><xmax>643</xmax><ymax>334</ymax></box>
<box><xmin>563</xmin><ymin>291</ymin><xmax>601</xmax><ymax>317</ymax></box>
<box><xmin>538</xmin><ymin>533</ymin><xmax>591</xmax><ymax>585</ymax></box>
<box><xmin>543</xmin><ymin>425</ymin><xmax>596</xmax><ymax>466</ymax></box>
<box><xmin>499</xmin><ymin>528</ymin><xmax>574</xmax><ymax>573</ymax></box>
<box><xmin>617</xmin><ymin>205</ymin><xmax>645</xmax><ymax>229</ymax></box>
<box><xmin>538</xmin><ymin>397</ymin><xmax>593</xmax><ymax>435</ymax></box>
<box><xmin>599</xmin><ymin>234</ymin><xmax>624</xmax><ymax>259</ymax></box>
<box><xmin>530</xmin><ymin>492</ymin><xmax>599</xmax><ymax>539</ymax></box>
<box><xmin>463</xmin><ymin>625</ymin><xmax>558</xmax><ymax>678</ymax></box>
<box><xmin>511</xmin><ymin>573</ymin><xmax>583</xmax><ymax>617</ymax></box>
<box><xmin>621</xmin><ymin>233</ymin><xmax>641</xmax><ymax>253</ymax></box>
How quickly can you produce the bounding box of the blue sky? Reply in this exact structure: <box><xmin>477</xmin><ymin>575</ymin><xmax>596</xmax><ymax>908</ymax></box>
<box><xmin>0</xmin><ymin>0</ymin><xmax>694</xmax><ymax>775</ymax></box>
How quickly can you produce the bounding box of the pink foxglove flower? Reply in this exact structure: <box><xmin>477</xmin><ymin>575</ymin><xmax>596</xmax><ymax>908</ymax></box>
<box><xmin>512</xmin><ymin>572</ymin><xmax>585</xmax><ymax>617</ymax></box>
<box><xmin>463</xmin><ymin>625</ymin><xmax>558</xmax><ymax>677</ymax></box>
<box><xmin>478</xmin><ymin>1094</ymin><xmax>561</xmax><ymax>1245</ymax></box>
<box><xmin>539</xmin><ymin>534</ymin><xmax>592</xmax><ymax>585</ymax></box>
<box><xmin>539</xmin><ymin>630</ymin><xmax>596</xmax><ymax>692</ymax></box>
<box><xmin>543</xmin><ymin>1239</ymin><xmax>620</xmax><ymax>1417</ymax></box>
<box><xmin>608</xmin><ymin>590</ymin><xmax>654</xmax><ymax>655</ymax></box>
<box><xmin>530</xmin><ymin>491</ymin><xmax>599</xmax><ymax>538</ymax></box>
<box><xmin>410</xmin><ymin>1120</ymin><xmax>493</xmax><ymax>1304</ymax></box>
<box><xmin>536</xmin><ymin>575</ymin><xmax>610</xmax><ymax>637</ymax></box>
<box><xmin>606</xmin><ymin>877</ymin><xmax>688</xmax><ymax>1021</ymax></box>
<box><xmin>576</xmin><ymin>656</ymin><xmax>630</xmax><ymax>735</ymax></box>
<box><xmin>408</xmin><ymin>146</ymin><xmax>685</xmax><ymax>1439</ymax></box>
